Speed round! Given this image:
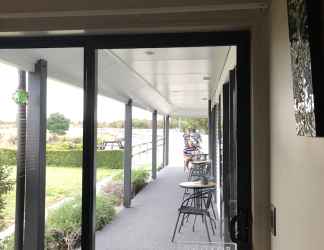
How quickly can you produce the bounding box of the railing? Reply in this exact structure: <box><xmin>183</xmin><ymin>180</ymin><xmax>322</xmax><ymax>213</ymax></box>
<box><xmin>132</xmin><ymin>136</ymin><xmax>164</xmax><ymax>157</ymax></box>
<box><xmin>132</xmin><ymin>136</ymin><xmax>164</xmax><ymax>168</ymax></box>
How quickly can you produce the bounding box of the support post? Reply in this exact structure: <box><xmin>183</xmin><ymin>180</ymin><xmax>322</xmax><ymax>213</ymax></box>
<box><xmin>152</xmin><ymin>110</ymin><xmax>157</xmax><ymax>179</ymax></box>
<box><xmin>123</xmin><ymin>99</ymin><xmax>132</xmax><ymax>208</ymax></box>
<box><xmin>14</xmin><ymin>70</ymin><xmax>26</xmax><ymax>250</ymax></box>
<box><xmin>24</xmin><ymin>60</ymin><xmax>47</xmax><ymax>250</ymax></box>
<box><xmin>81</xmin><ymin>47</ymin><xmax>98</xmax><ymax>250</ymax></box>
<box><xmin>165</xmin><ymin>115</ymin><xmax>170</xmax><ymax>166</ymax></box>
<box><xmin>162</xmin><ymin>117</ymin><xmax>166</xmax><ymax>167</ymax></box>
<box><xmin>208</xmin><ymin>99</ymin><xmax>212</xmax><ymax>158</ymax></box>
<box><xmin>211</xmin><ymin>105</ymin><xmax>217</xmax><ymax>178</ymax></box>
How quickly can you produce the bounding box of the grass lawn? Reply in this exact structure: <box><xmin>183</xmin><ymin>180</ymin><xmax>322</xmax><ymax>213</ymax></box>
<box><xmin>2</xmin><ymin>166</ymin><xmax>122</xmax><ymax>229</ymax></box>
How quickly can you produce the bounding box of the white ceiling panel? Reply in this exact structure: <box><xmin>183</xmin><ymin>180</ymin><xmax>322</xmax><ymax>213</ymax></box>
<box><xmin>0</xmin><ymin>46</ymin><xmax>236</xmax><ymax>118</ymax></box>
<box><xmin>112</xmin><ymin>46</ymin><xmax>234</xmax><ymax>117</ymax></box>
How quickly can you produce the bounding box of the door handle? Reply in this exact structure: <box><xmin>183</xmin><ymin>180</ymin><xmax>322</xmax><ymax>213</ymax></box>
<box><xmin>230</xmin><ymin>215</ymin><xmax>239</xmax><ymax>243</ymax></box>
<box><xmin>230</xmin><ymin>211</ymin><xmax>252</xmax><ymax>244</ymax></box>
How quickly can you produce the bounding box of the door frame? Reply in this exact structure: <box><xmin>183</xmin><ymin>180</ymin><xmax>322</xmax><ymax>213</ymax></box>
<box><xmin>0</xmin><ymin>31</ymin><xmax>251</xmax><ymax>250</ymax></box>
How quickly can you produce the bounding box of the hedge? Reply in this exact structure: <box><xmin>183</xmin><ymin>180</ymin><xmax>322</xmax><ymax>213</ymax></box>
<box><xmin>0</xmin><ymin>149</ymin><xmax>123</xmax><ymax>169</ymax></box>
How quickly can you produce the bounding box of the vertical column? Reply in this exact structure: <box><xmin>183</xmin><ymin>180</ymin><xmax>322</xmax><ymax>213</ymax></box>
<box><xmin>15</xmin><ymin>70</ymin><xmax>26</xmax><ymax>250</ymax></box>
<box><xmin>165</xmin><ymin>115</ymin><xmax>170</xmax><ymax>166</ymax></box>
<box><xmin>152</xmin><ymin>110</ymin><xmax>157</xmax><ymax>179</ymax></box>
<box><xmin>208</xmin><ymin>99</ymin><xmax>212</xmax><ymax>158</ymax></box>
<box><xmin>123</xmin><ymin>99</ymin><xmax>132</xmax><ymax>208</ymax></box>
<box><xmin>24</xmin><ymin>60</ymin><xmax>47</xmax><ymax>250</ymax></box>
<box><xmin>211</xmin><ymin>105</ymin><xmax>217</xmax><ymax>178</ymax></box>
<box><xmin>82</xmin><ymin>47</ymin><xmax>98</xmax><ymax>250</ymax></box>
<box><xmin>162</xmin><ymin>117</ymin><xmax>166</xmax><ymax>167</ymax></box>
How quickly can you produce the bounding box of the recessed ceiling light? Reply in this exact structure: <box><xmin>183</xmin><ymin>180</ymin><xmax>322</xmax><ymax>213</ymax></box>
<box><xmin>145</xmin><ymin>50</ymin><xmax>155</xmax><ymax>55</ymax></box>
<box><xmin>203</xmin><ymin>76</ymin><xmax>211</xmax><ymax>81</ymax></box>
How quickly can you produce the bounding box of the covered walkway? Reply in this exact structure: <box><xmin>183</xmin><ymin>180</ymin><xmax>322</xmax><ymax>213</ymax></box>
<box><xmin>96</xmin><ymin>165</ymin><xmax>221</xmax><ymax>250</ymax></box>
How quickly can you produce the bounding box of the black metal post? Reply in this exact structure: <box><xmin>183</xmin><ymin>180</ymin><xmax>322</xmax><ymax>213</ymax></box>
<box><xmin>81</xmin><ymin>47</ymin><xmax>98</xmax><ymax>250</ymax></box>
<box><xmin>123</xmin><ymin>99</ymin><xmax>132</xmax><ymax>208</ymax></box>
<box><xmin>212</xmin><ymin>104</ymin><xmax>217</xmax><ymax>178</ymax></box>
<box><xmin>24</xmin><ymin>60</ymin><xmax>47</xmax><ymax>250</ymax></box>
<box><xmin>208</xmin><ymin>99</ymin><xmax>212</xmax><ymax>159</ymax></box>
<box><xmin>162</xmin><ymin>117</ymin><xmax>166</xmax><ymax>168</ymax></box>
<box><xmin>14</xmin><ymin>70</ymin><xmax>26</xmax><ymax>250</ymax></box>
<box><xmin>165</xmin><ymin>115</ymin><xmax>170</xmax><ymax>166</ymax></box>
<box><xmin>152</xmin><ymin>110</ymin><xmax>157</xmax><ymax>179</ymax></box>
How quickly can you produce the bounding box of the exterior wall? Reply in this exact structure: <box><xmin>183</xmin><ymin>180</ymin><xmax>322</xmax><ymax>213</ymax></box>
<box><xmin>269</xmin><ymin>0</ymin><xmax>324</xmax><ymax>250</ymax></box>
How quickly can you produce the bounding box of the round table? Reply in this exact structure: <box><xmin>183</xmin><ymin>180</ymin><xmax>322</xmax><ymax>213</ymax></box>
<box><xmin>179</xmin><ymin>181</ymin><xmax>216</xmax><ymax>208</ymax></box>
<box><xmin>179</xmin><ymin>180</ymin><xmax>216</xmax><ymax>189</ymax></box>
<box><xmin>178</xmin><ymin>181</ymin><xmax>216</xmax><ymax>232</ymax></box>
<box><xmin>191</xmin><ymin>160</ymin><xmax>210</xmax><ymax>165</ymax></box>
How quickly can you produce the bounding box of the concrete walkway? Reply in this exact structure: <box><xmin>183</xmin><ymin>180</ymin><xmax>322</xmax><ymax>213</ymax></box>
<box><xmin>95</xmin><ymin>166</ymin><xmax>224</xmax><ymax>250</ymax></box>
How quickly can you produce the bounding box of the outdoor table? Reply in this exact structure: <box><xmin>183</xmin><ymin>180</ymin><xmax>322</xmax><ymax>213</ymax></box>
<box><xmin>178</xmin><ymin>181</ymin><xmax>216</xmax><ymax>231</ymax></box>
<box><xmin>191</xmin><ymin>160</ymin><xmax>209</xmax><ymax>165</ymax></box>
<box><xmin>179</xmin><ymin>180</ymin><xmax>216</xmax><ymax>190</ymax></box>
<box><xmin>179</xmin><ymin>181</ymin><xmax>216</xmax><ymax>208</ymax></box>
<box><xmin>192</xmin><ymin>153</ymin><xmax>208</xmax><ymax>161</ymax></box>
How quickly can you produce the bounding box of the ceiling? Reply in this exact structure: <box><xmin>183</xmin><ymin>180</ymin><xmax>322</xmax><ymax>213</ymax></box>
<box><xmin>109</xmin><ymin>46</ymin><xmax>234</xmax><ymax>117</ymax></box>
<box><xmin>0</xmin><ymin>46</ymin><xmax>236</xmax><ymax>117</ymax></box>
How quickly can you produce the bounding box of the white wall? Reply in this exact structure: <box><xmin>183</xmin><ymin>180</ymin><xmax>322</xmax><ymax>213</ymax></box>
<box><xmin>269</xmin><ymin>0</ymin><xmax>324</xmax><ymax>250</ymax></box>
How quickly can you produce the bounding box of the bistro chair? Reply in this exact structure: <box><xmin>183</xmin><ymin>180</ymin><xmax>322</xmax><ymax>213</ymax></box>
<box><xmin>171</xmin><ymin>189</ymin><xmax>216</xmax><ymax>242</ymax></box>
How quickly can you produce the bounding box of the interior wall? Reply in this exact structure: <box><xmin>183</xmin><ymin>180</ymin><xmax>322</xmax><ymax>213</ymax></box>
<box><xmin>269</xmin><ymin>1</ymin><xmax>324</xmax><ymax>250</ymax></box>
<box><xmin>0</xmin><ymin>4</ymin><xmax>271</xmax><ymax>250</ymax></box>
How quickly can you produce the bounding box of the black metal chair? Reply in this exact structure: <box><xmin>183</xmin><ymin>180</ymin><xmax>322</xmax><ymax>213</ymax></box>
<box><xmin>171</xmin><ymin>189</ymin><xmax>217</xmax><ymax>242</ymax></box>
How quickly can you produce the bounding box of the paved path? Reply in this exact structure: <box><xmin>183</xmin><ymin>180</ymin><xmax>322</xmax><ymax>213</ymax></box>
<box><xmin>95</xmin><ymin>166</ymin><xmax>224</xmax><ymax>250</ymax></box>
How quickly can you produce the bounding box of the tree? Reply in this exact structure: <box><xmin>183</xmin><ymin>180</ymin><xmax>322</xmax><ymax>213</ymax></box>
<box><xmin>171</xmin><ymin>116</ymin><xmax>208</xmax><ymax>133</ymax></box>
<box><xmin>47</xmin><ymin>113</ymin><xmax>70</xmax><ymax>135</ymax></box>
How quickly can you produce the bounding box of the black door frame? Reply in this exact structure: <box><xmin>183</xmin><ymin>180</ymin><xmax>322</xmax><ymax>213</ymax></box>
<box><xmin>0</xmin><ymin>31</ymin><xmax>251</xmax><ymax>250</ymax></box>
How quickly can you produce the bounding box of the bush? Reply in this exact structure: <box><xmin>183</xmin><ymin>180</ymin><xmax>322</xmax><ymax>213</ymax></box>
<box><xmin>0</xmin><ymin>148</ymin><xmax>123</xmax><ymax>169</ymax></box>
<box><xmin>112</xmin><ymin>169</ymin><xmax>150</xmax><ymax>195</ymax></box>
<box><xmin>132</xmin><ymin>169</ymin><xmax>150</xmax><ymax>194</ymax></box>
<box><xmin>46</xmin><ymin>195</ymin><xmax>116</xmax><ymax>249</ymax></box>
<box><xmin>0</xmin><ymin>165</ymin><xmax>14</xmax><ymax>230</ymax></box>
<box><xmin>0</xmin><ymin>236</ymin><xmax>14</xmax><ymax>250</ymax></box>
<box><xmin>0</xmin><ymin>149</ymin><xmax>16</xmax><ymax>166</ymax></box>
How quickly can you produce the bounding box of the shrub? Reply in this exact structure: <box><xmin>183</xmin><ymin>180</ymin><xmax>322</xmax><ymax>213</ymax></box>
<box><xmin>0</xmin><ymin>148</ymin><xmax>123</xmax><ymax>169</ymax></box>
<box><xmin>0</xmin><ymin>149</ymin><xmax>16</xmax><ymax>166</ymax></box>
<box><xmin>46</xmin><ymin>195</ymin><xmax>116</xmax><ymax>249</ymax></box>
<box><xmin>132</xmin><ymin>169</ymin><xmax>150</xmax><ymax>194</ymax></box>
<box><xmin>0</xmin><ymin>165</ymin><xmax>14</xmax><ymax>230</ymax></box>
<box><xmin>101</xmin><ymin>182</ymin><xmax>123</xmax><ymax>206</ymax></box>
<box><xmin>0</xmin><ymin>236</ymin><xmax>14</xmax><ymax>250</ymax></box>
<box><xmin>112</xmin><ymin>169</ymin><xmax>150</xmax><ymax>195</ymax></box>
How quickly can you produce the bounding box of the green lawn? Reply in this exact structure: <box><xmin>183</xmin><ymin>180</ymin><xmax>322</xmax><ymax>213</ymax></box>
<box><xmin>2</xmin><ymin>166</ymin><xmax>122</xmax><ymax>229</ymax></box>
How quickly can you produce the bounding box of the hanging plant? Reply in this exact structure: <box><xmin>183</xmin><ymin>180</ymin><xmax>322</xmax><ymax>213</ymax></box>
<box><xmin>12</xmin><ymin>89</ymin><xmax>29</xmax><ymax>105</ymax></box>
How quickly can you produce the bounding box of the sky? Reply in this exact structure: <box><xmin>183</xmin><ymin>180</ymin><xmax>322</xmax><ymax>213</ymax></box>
<box><xmin>0</xmin><ymin>62</ymin><xmax>153</xmax><ymax>122</ymax></box>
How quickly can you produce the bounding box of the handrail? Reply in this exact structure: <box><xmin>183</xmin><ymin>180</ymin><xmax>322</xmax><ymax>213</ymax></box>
<box><xmin>132</xmin><ymin>137</ymin><xmax>164</xmax><ymax>157</ymax></box>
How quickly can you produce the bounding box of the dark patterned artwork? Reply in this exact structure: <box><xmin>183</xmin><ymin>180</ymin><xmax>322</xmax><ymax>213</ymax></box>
<box><xmin>287</xmin><ymin>0</ymin><xmax>324</xmax><ymax>137</ymax></box>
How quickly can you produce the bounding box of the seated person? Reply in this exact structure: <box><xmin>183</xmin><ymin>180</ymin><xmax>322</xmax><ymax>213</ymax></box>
<box><xmin>183</xmin><ymin>140</ymin><xmax>198</xmax><ymax>172</ymax></box>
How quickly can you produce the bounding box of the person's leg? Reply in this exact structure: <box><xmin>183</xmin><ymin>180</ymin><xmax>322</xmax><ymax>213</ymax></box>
<box><xmin>184</xmin><ymin>156</ymin><xmax>190</xmax><ymax>171</ymax></box>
